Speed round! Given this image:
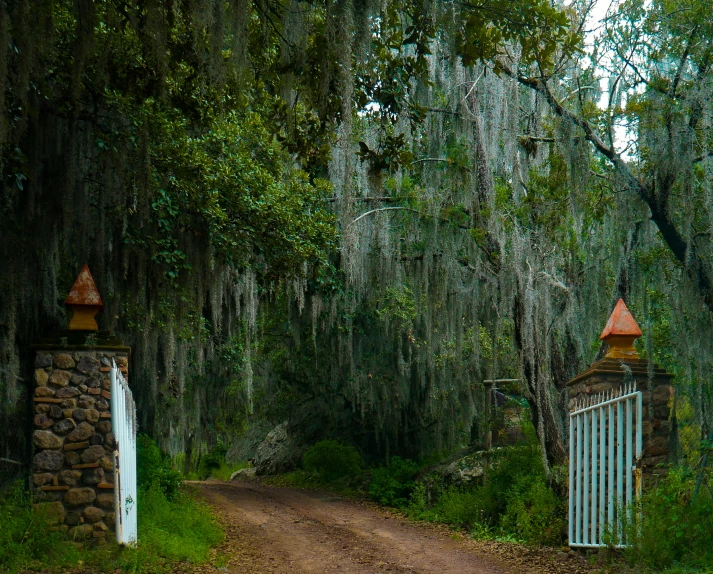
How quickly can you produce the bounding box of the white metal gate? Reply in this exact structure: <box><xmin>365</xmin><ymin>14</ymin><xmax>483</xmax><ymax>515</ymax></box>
<box><xmin>569</xmin><ymin>382</ymin><xmax>642</xmax><ymax>548</ymax></box>
<box><xmin>110</xmin><ymin>360</ymin><xmax>138</xmax><ymax>546</ymax></box>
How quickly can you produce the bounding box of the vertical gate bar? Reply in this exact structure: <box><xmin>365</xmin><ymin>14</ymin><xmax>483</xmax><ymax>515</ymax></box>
<box><xmin>576</xmin><ymin>412</ymin><xmax>582</xmax><ymax>545</ymax></box>
<box><xmin>569</xmin><ymin>412</ymin><xmax>575</xmax><ymax>545</ymax></box>
<box><xmin>131</xmin><ymin>388</ymin><xmax>138</xmax><ymax>544</ymax></box>
<box><xmin>636</xmin><ymin>391</ymin><xmax>642</xmax><ymax>492</ymax></box>
<box><xmin>122</xmin><ymin>376</ymin><xmax>128</xmax><ymax>544</ymax></box>
<box><xmin>608</xmin><ymin>401</ymin><xmax>614</xmax><ymax>529</ymax></box>
<box><xmin>626</xmin><ymin>393</ymin><xmax>633</xmax><ymax>543</ymax></box>
<box><xmin>583</xmin><ymin>410</ymin><xmax>590</xmax><ymax>545</ymax></box>
<box><xmin>110</xmin><ymin>365</ymin><xmax>119</xmax><ymax>542</ymax></box>
<box><xmin>617</xmin><ymin>398</ymin><xmax>624</xmax><ymax>544</ymax></box>
<box><xmin>635</xmin><ymin>390</ymin><xmax>643</xmax><ymax>539</ymax></box>
<box><xmin>599</xmin><ymin>404</ymin><xmax>606</xmax><ymax>541</ymax></box>
<box><xmin>119</xmin><ymin>371</ymin><xmax>125</xmax><ymax>544</ymax></box>
<box><xmin>121</xmin><ymin>367</ymin><xmax>126</xmax><ymax>544</ymax></box>
<box><xmin>591</xmin><ymin>406</ymin><xmax>598</xmax><ymax>544</ymax></box>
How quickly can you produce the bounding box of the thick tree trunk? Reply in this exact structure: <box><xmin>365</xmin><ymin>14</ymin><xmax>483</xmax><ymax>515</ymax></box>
<box><xmin>513</xmin><ymin>290</ymin><xmax>568</xmax><ymax>470</ymax></box>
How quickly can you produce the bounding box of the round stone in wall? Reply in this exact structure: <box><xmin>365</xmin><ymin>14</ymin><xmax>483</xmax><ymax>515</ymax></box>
<box><xmin>83</xmin><ymin>506</ymin><xmax>105</xmax><ymax>523</ymax></box>
<box><xmin>59</xmin><ymin>469</ymin><xmax>82</xmax><ymax>487</ymax></box>
<box><xmin>64</xmin><ymin>487</ymin><xmax>96</xmax><ymax>506</ymax></box>
<box><xmin>80</xmin><ymin>445</ymin><xmax>106</xmax><ymax>463</ymax></box>
<box><xmin>33</xmin><ymin>430</ymin><xmax>63</xmax><ymax>449</ymax></box>
<box><xmin>85</xmin><ymin>409</ymin><xmax>100</xmax><ymax>424</ymax></box>
<box><xmin>82</xmin><ymin>467</ymin><xmax>105</xmax><ymax>485</ymax></box>
<box><xmin>96</xmin><ymin>421</ymin><xmax>112</xmax><ymax>434</ymax></box>
<box><xmin>53</xmin><ymin>418</ymin><xmax>76</xmax><ymax>435</ymax></box>
<box><xmin>65</xmin><ymin>451</ymin><xmax>80</xmax><ymax>466</ymax></box>
<box><xmin>49</xmin><ymin>370</ymin><xmax>72</xmax><ymax>387</ymax></box>
<box><xmin>33</xmin><ymin>450</ymin><xmax>64</xmax><ymax>471</ymax></box>
<box><xmin>34</xmin><ymin>414</ymin><xmax>53</xmax><ymax>429</ymax></box>
<box><xmin>53</xmin><ymin>354</ymin><xmax>76</xmax><ymax>369</ymax></box>
<box><xmin>95</xmin><ymin>493</ymin><xmax>115</xmax><ymax>509</ymax></box>
<box><xmin>66</xmin><ymin>422</ymin><xmax>95</xmax><ymax>442</ymax></box>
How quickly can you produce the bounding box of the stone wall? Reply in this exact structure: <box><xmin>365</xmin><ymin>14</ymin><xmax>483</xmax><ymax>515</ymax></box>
<box><xmin>32</xmin><ymin>347</ymin><xmax>129</xmax><ymax>540</ymax></box>
<box><xmin>567</xmin><ymin>357</ymin><xmax>673</xmax><ymax>475</ymax></box>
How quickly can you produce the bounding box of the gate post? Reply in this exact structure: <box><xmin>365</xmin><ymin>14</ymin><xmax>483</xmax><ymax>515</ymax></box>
<box><xmin>30</xmin><ymin>266</ymin><xmax>130</xmax><ymax>541</ymax></box>
<box><xmin>567</xmin><ymin>299</ymin><xmax>674</xmax><ymax>477</ymax></box>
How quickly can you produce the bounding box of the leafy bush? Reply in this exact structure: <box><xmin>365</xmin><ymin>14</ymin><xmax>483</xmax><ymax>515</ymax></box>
<box><xmin>137</xmin><ymin>434</ymin><xmax>182</xmax><ymax>499</ymax></box>
<box><xmin>403</xmin><ymin>431</ymin><xmax>566</xmax><ymax>546</ymax></box>
<box><xmin>369</xmin><ymin>456</ymin><xmax>419</xmax><ymax>507</ymax></box>
<box><xmin>199</xmin><ymin>442</ymin><xmax>228</xmax><ymax>480</ymax></box>
<box><xmin>625</xmin><ymin>466</ymin><xmax>713</xmax><ymax>571</ymax></box>
<box><xmin>0</xmin><ymin>482</ymin><xmax>83</xmax><ymax>572</ymax></box>
<box><xmin>302</xmin><ymin>440</ymin><xmax>362</xmax><ymax>481</ymax></box>
<box><xmin>501</xmin><ymin>477</ymin><xmax>565</xmax><ymax>545</ymax></box>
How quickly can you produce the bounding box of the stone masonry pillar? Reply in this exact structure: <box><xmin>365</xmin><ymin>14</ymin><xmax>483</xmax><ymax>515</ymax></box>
<box><xmin>567</xmin><ymin>299</ymin><xmax>674</xmax><ymax>477</ymax></box>
<box><xmin>31</xmin><ymin>266</ymin><xmax>130</xmax><ymax>540</ymax></box>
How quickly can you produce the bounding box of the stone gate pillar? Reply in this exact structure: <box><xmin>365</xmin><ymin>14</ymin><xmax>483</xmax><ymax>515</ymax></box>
<box><xmin>31</xmin><ymin>266</ymin><xmax>130</xmax><ymax>540</ymax></box>
<box><xmin>567</xmin><ymin>299</ymin><xmax>673</xmax><ymax>477</ymax></box>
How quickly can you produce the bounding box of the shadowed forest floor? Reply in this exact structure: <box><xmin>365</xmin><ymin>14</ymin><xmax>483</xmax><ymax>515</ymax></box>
<box><xmin>189</xmin><ymin>481</ymin><xmax>601</xmax><ymax>574</ymax></box>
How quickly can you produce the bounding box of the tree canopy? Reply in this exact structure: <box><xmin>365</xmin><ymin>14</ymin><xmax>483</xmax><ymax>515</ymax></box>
<box><xmin>0</xmin><ymin>0</ymin><xmax>711</xmax><ymax>471</ymax></box>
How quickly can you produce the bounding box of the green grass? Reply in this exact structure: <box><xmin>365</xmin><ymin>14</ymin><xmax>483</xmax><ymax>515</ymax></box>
<box><xmin>0</xmin><ymin>482</ymin><xmax>223</xmax><ymax>573</ymax></box>
<box><xmin>207</xmin><ymin>460</ymin><xmax>249</xmax><ymax>481</ymax></box>
<box><xmin>114</xmin><ymin>484</ymin><xmax>223</xmax><ymax>572</ymax></box>
<box><xmin>0</xmin><ymin>482</ymin><xmax>85</xmax><ymax>573</ymax></box>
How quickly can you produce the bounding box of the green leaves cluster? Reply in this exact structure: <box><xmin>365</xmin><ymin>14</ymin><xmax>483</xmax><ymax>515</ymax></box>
<box><xmin>458</xmin><ymin>0</ymin><xmax>577</xmax><ymax>68</ymax></box>
<box><xmin>146</xmin><ymin>106</ymin><xmax>337</xmax><ymax>278</ymax></box>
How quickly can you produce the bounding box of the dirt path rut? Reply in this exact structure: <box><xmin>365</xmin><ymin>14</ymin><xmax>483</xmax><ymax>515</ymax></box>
<box><xmin>196</xmin><ymin>481</ymin><xmax>598</xmax><ymax>574</ymax></box>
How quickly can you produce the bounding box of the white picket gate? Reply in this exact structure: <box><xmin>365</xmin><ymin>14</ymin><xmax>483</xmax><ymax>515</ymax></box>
<box><xmin>110</xmin><ymin>360</ymin><xmax>138</xmax><ymax>546</ymax></box>
<box><xmin>569</xmin><ymin>382</ymin><xmax>642</xmax><ymax>548</ymax></box>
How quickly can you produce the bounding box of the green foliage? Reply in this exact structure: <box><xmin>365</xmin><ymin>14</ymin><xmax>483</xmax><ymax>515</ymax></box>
<box><xmin>500</xmin><ymin>478</ymin><xmax>565</xmax><ymax>546</ymax></box>
<box><xmin>116</xmin><ymin>485</ymin><xmax>223</xmax><ymax>572</ymax></box>
<box><xmin>302</xmin><ymin>440</ymin><xmax>363</xmax><ymax>481</ymax></box>
<box><xmin>625</xmin><ymin>467</ymin><xmax>713</xmax><ymax>572</ymax></box>
<box><xmin>198</xmin><ymin>442</ymin><xmax>229</xmax><ymax>480</ymax></box>
<box><xmin>0</xmin><ymin>481</ymin><xmax>223</xmax><ymax>573</ymax></box>
<box><xmin>458</xmin><ymin>0</ymin><xmax>579</xmax><ymax>68</ymax></box>
<box><xmin>137</xmin><ymin>434</ymin><xmax>182</xmax><ymax>500</ymax></box>
<box><xmin>405</xmin><ymin>442</ymin><xmax>565</xmax><ymax>546</ymax></box>
<box><xmin>369</xmin><ymin>456</ymin><xmax>420</xmax><ymax>507</ymax></box>
<box><xmin>0</xmin><ymin>482</ymin><xmax>82</xmax><ymax>573</ymax></box>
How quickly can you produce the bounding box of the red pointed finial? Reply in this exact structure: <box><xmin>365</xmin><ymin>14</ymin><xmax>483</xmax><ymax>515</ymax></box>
<box><xmin>65</xmin><ymin>265</ymin><xmax>103</xmax><ymax>331</ymax></box>
<box><xmin>600</xmin><ymin>299</ymin><xmax>642</xmax><ymax>359</ymax></box>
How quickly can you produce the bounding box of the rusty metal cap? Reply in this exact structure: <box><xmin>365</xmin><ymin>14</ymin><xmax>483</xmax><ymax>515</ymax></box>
<box><xmin>65</xmin><ymin>265</ymin><xmax>104</xmax><ymax>308</ymax></box>
<box><xmin>600</xmin><ymin>298</ymin><xmax>642</xmax><ymax>340</ymax></box>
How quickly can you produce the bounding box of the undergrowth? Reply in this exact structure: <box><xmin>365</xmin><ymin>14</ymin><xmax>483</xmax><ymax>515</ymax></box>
<box><xmin>623</xmin><ymin>465</ymin><xmax>713</xmax><ymax>573</ymax></box>
<box><xmin>0</xmin><ymin>435</ymin><xmax>223</xmax><ymax>573</ymax></box>
<box><xmin>404</xmin><ymin>442</ymin><xmax>566</xmax><ymax>546</ymax></box>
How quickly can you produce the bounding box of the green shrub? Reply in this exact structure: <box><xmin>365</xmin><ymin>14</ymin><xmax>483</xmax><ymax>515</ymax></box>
<box><xmin>369</xmin><ymin>456</ymin><xmax>419</xmax><ymax>507</ymax></box>
<box><xmin>137</xmin><ymin>434</ymin><xmax>182</xmax><ymax>499</ymax></box>
<box><xmin>625</xmin><ymin>466</ymin><xmax>713</xmax><ymax>571</ymax></box>
<box><xmin>401</xmin><ymin>427</ymin><xmax>567</xmax><ymax>547</ymax></box>
<box><xmin>501</xmin><ymin>477</ymin><xmax>565</xmax><ymax>545</ymax></box>
<box><xmin>0</xmin><ymin>482</ymin><xmax>83</xmax><ymax>572</ymax></box>
<box><xmin>414</xmin><ymin>486</ymin><xmax>485</xmax><ymax>527</ymax></box>
<box><xmin>302</xmin><ymin>440</ymin><xmax>362</xmax><ymax>481</ymax></box>
<box><xmin>199</xmin><ymin>442</ymin><xmax>228</xmax><ymax>480</ymax></box>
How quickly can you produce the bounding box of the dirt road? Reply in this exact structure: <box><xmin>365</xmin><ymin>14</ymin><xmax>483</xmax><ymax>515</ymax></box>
<box><xmin>196</xmin><ymin>481</ymin><xmax>598</xmax><ymax>574</ymax></box>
